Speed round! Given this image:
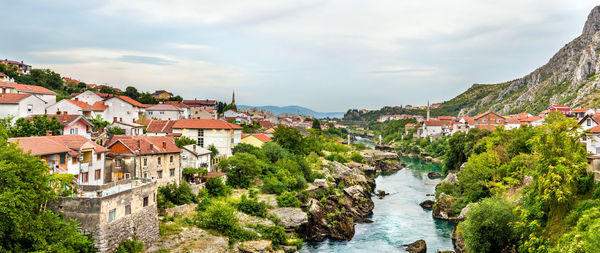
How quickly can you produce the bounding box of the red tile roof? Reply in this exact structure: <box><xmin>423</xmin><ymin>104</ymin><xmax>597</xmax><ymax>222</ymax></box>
<box><xmin>91</xmin><ymin>101</ymin><xmax>108</xmax><ymax>111</ymax></box>
<box><xmin>424</xmin><ymin>120</ymin><xmax>446</xmax><ymax>126</ymax></box>
<box><xmin>146</xmin><ymin>120</ymin><xmax>177</xmax><ymax>133</ymax></box>
<box><xmin>0</xmin><ymin>93</ymin><xmax>31</xmax><ymax>103</ymax></box>
<box><xmin>107</xmin><ymin>135</ymin><xmax>181</xmax><ymax>155</ymax></box>
<box><xmin>182</xmin><ymin>99</ymin><xmax>216</xmax><ymax>107</ymax></box>
<box><xmin>519</xmin><ymin>116</ymin><xmax>542</xmax><ymax>123</ymax></box>
<box><xmin>114</xmin><ymin>95</ymin><xmax>145</xmax><ymax>107</ymax></box>
<box><xmin>251</xmin><ymin>133</ymin><xmax>271</xmax><ymax>142</ymax></box>
<box><xmin>505</xmin><ymin>118</ymin><xmax>521</xmax><ymax>124</ymax></box>
<box><xmin>9</xmin><ymin>135</ymin><xmax>108</xmax><ymax>156</ymax></box>
<box><xmin>258</xmin><ymin>120</ymin><xmax>275</xmax><ymax>130</ymax></box>
<box><xmin>438</xmin><ymin>116</ymin><xmax>455</xmax><ymax>121</ymax></box>
<box><xmin>164</xmin><ymin>101</ymin><xmax>190</xmax><ymax>108</ymax></box>
<box><xmin>172</xmin><ymin>119</ymin><xmax>242</xmax><ymax>130</ymax></box>
<box><xmin>473</xmin><ymin>111</ymin><xmax>505</xmax><ymax>120</ymax></box>
<box><xmin>572</xmin><ymin>108</ymin><xmax>589</xmax><ymax>113</ymax></box>
<box><xmin>66</xmin><ymin>99</ymin><xmax>92</xmax><ymax>110</ymax></box>
<box><xmin>588</xmin><ymin>125</ymin><xmax>600</xmax><ymax>134</ymax></box>
<box><xmin>0</xmin><ymin>81</ymin><xmax>56</xmax><ymax>95</ymax></box>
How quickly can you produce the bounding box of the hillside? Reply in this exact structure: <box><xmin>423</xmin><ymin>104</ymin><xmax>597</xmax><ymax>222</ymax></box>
<box><xmin>438</xmin><ymin>6</ymin><xmax>600</xmax><ymax>116</ymax></box>
<box><xmin>238</xmin><ymin>105</ymin><xmax>344</xmax><ymax>118</ymax></box>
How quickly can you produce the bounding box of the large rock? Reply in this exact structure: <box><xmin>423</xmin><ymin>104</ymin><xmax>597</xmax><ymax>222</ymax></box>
<box><xmin>327</xmin><ymin>161</ymin><xmax>372</xmax><ymax>190</ymax></box>
<box><xmin>269</xmin><ymin>207</ymin><xmax>308</xmax><ymax>228</ymax></box>
<box><xmin>238</xmin><ymin>240</ymin><xmax>273</xmax><ymax>253</ymax></box>
<box><xmin>404</xmin><ymin>239</ymin><xmax>427</xmax><ymax>253</ymax></box>
<box><xmin>441</xmin><ymin>172</ymin><xmax>458</xmax><ymax>184</ymax></box>
<box><xmin>432</xmin><ymin>193</ymin><xmax>459</xmax><ymax>221</ymax></box>
<box><xmin>313</xmin><ymin>178</ymin><xmax>327</xmax><ymax>188</ymax></box>
<box><xmin>427</xmin><ymin>172</ymin><xmax>442</xmax><ymax>179</ymax></box>
<box><xmin>457</xmin><ymin>203</ymin><xmax>477</xmax><ymax>222</ymax></box>
<box><xmin>419</xmin><ymin>200</ymin><xmax>434</xmax><ymax>209</ymax></box>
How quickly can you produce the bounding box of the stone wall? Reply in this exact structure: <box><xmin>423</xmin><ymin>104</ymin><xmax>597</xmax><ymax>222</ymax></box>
<box><xmin>94</xmin><ymin>205</ymin><xmax>159</xmax><ymax>253</ymax></box>
<box><xmin>159</xmin><ymin>203</ymin><xmax>198</xmax><ymax>216</ymax></box>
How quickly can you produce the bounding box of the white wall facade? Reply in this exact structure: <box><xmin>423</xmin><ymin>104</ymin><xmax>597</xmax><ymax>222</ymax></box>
<box><xmin>46</xmin><ymin>99</ymin><xmax>84</xmax><ymax>115</ymax></box>
<box><xmin>145</xmin><ymin>110</ymin><xmax>182</xmax><ymax>120</ymax></box>
<box><xmin>173</xmin><ymin>128</ymin><xmax>242</xmax><ymax>157</ymax></box>
<box><xmin>74</xmin><ymin>90</ymin><xmax>104</xmax><ymax>105</ymax></box>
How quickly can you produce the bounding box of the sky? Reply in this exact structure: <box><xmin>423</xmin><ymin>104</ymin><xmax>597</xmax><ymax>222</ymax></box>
<box><xmin>1</xmin><ymin>0</ymin><xmax>598</xmax><ymax>112</ymax></box>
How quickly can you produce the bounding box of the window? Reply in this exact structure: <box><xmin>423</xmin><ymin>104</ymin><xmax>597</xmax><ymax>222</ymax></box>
<box><xmin>157</xmin><ymin>170</ymin><xmax>163</xmax><ymax>179</ymax></box>
<box><xmin>170</xmin><ymin>155</ymin><xmax>173</xmax><ymax>163</ymax></box>
<box><xmin>82</xmin><ymin>151</ymin><xmax>92</xmax><ymax>163</ymax></box>
<box><xmin>197</xmin><ymin>138</ymin><xmax>204</xmax><ymax>147</ymax></box>
<box><xmin>143</xmin><ymin>172</ymin><xmax>148</xmax><ymax>178</ymax></box>
<box><xmin>170</xmin><ymin>168</ymin><xmax>175</xmax><ymax>177</ymax></box>
<box><xmin>59</xmin><ymin>154</ymin><xmax>66</xmax><ymax>164</ymax></box>
<box><xmin>108</xmin><ymin>208</ymin><xmax>116</xmax><ymax>222</ymax></box>
<box><xmin>496</xmin><ymin>119</ymin><xmax>501</xmax><ymax>123</ymax></box>
<box><xmin>231</xmin><ymin>138</ymin><xmax>234</xmax><ymax>144</ymax></box>
<box><xmin>143</xmin><ymin>158</ymin><xmax>147</xmax><ymax>166</ymax></box>
<box><xmin>27</xmin><ymin>104</ymin><xmax>32</xmax><ymax>113</ymax></box>
<box><xmin>95</xmin><ymin>169</ymin><xmax>101</xmax><ymax>180</ymax></box>
<box><xmin>116</xmin><ymin>159</ymin><xmax>121</xmax><ymax>167</ymax></box>
<box><xmin>482</xmin><ymin>119</ymin><xmax>487</xmax><ymax>123</ymax></box>
<box><xmin>588</xmin><ymin>119</ymin><xmax>592</xmax><ymax>126</ymax></box>
<box><xmin>125</xmin><ymin>204</ymin><xmax>131</xmax><ymax>215</ymax></box>
<box><xmin>81</xmin><ymin>172</ymin><xmax>89</xmax><ymax>183</ymax></box>
<box><xmin>70</xmin><ymin>128</ymin><xmax>78</xmax><ymax>135</ymax></box>
<box><xmin>143</xmin><ymin>196</ymin><xmax>149</xmax><ymax>207</ymax></box>
<box><xmin>158</xmin><ymin>157</ymin><xmax>161</xmax><ymax>165</ymax></box>
<box><xmin>97</xmin><ymin>153</ymin><xmax>101</xmax><ymax>160</ymax></box>
<box><xmin>148</xmin><ymin>112</ymin><xmax>153</xmax><ymax>115</ymax></box>
<box><xmin>160</xmin><ymin>111</ymin><xmax>164</xmax><ymax>115</ymax></box>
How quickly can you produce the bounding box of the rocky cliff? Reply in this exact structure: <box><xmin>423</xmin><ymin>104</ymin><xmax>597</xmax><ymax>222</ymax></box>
<box><xmin>438</xmin><ymin>6</ymin><xmax>600</xmax><ymax>116</ymax></box>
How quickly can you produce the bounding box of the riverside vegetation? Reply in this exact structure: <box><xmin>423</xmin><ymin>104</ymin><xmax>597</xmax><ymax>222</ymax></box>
<box><xmin>153</xmin><ymin>124</ymin><xmax>390</xmax><ymax>252</ymax></box>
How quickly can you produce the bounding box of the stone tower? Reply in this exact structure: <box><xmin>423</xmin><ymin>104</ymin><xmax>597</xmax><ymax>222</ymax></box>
<box><xmin>231</xmin><ymin>91</ymin><xmax>236</xmax><ymax>105</ymax></box>
<box><xmin>427</xmin><ymin>100</ymin><xmax>430</xmax><ymax>121</ymax></box>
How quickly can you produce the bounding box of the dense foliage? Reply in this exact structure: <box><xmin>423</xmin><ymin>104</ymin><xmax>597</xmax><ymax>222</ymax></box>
<box><xmin>7</xmin><ymin>115</ymin><xmax>63</xmax><ymax>137</ymax></box>
<box><xmin>459</xmin><ymin>198</ymin><xmax>518</xmax><ymax>253</ymax></box>
<box><xmin>236</xmin><ymin>194</ymin><xmax>269</xmax><ymax>218</ymax></box>
<box><xmin>157</xmin><ymin>182</ymin><xmax>197</xmax><ymax>209</ymax></box>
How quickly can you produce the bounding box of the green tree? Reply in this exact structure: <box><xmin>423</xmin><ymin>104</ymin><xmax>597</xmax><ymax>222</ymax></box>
<box><xmin>219</xmin><ymin>153</ymin><xmax>265</xmax><ymax>188</ymax></box>
<box><xmin>124</xmin><ymin>86</ymin><xmax>140</xmax><ymax>100</ymax></box>
<box><xmin>106</xmin><ymin>126</ymin><xmax>125</xmax><ymax>136</ymax></box>
<box><xmin>208</xmin><ymin>144</ymin><xmax>219</xmax><ymax>159</ymax></box>
<box><xmin>205</xmin><ymin>176</ymin><xmax>231</xmax><ymax>197</ymax></box>
<box><xmin>138</xmin><ymin>92</ymin><xmax>158</xmax><ymax>104</ymax></box>
<box><xmin>0</xmin><ymin>130</ymin><xmax>95</xmax><ymax>252</ymax></box>
<box><xmin>459</xmin><ymin>198</ymin><xmax>518</xmax><ymax>253</ymax></box>
<box><xmin>174</xmin><ymin>136</ymin><xmax>195</xmax><ymax>148</ymax></box>
<box><xmin>272</xmin><ymin>126</ymin><xmax>305</xmax><ymax>155</ymax></box>
<box><xmin>276</xmin><ymin>191</ymin><xmax>301</xmax><ymax>207</ymax></box>
<box><xmin>89</xmin><ymin>115</ymin><xmax>109</xmax><ymax>132</ymax></box>
<box><xmin>262</xmin><ymin>142</ymin><xmax>289</xmax><ymax>163</ymax></box>
<box><xmin>223</xmin><ymin>103</ymin><xmax>237</xmax><ymax>112</ymax></box>
<box><xmin>311</xmin><ymin>119</ymin><xmax>321</xmax><ymax>130</ymax></box>
<box><xmin>9</xmin><ymin>115</ymin><xmax>63</xmax><ymax>137</ymax></box>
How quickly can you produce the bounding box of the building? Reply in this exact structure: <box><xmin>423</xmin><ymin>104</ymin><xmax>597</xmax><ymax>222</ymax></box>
<box><xmin>164</xmin><ymin>101</ymin><xmax>191</xmax><ymax>119</ymax></box>
<box><xmin>180</xmin><ymin>144</ymin><xmax>212</xmax><ymax>170</ymax></box>
<box><xmin>474</xmin><ymin>111</ymin><xmax>506</xmax><ymax>131</ymax></box>
<box><xmin>0</xmin><ymin>72</ymin><xmax>13</xmax><ymax>82</ymax></box>
<box><xmin>106</xmin><ymin>136</ymin><xmax>181</xmax><ymax>186</ymax></box>
<box><xmin>241</xmin><ymin>133</ymin><xmax>272</xmax><ymax>147</ymax></box>
<box><xmin>27</xmin><ymin>113</ymin><xmax>93</xmax><ymax>138</ymax></box>
<box><xmin>49</xmin><ymin>178</ymin><xmax>159</xmax><ymax>253</ymax></box>
<box><xmin>9</xmin><ymin>135</ymin><xmax>108</xmax><ymax>186</ymax></box>
<box><xmin>103</xmin><ymin>96</ymin><xmax>146</xmax><ymax>124</ymax></box>
<box><xmin>584</xmin><ymin>125</ymin><xmax>600</xmax><ymax>155</ymax></box>
<box><xmin>152</xmin><ymin>90</ymin><xmax>173</xmax><ymax>100</ymax></box>
<box><xmin>145</xmin><ymin>104</ymin><xmax>184</xmax><ymax>120</ymax></box>
<box><xmin>1</xmin><ymin>59</ymin><xmax>32</xmax><ymax>74</ymax></box>
<box><xmin>182</xmin><ymin>99</ymin><xmax>217</xmax><ymax>111</ymax></box>
<box><xmin>46</xmin><ymin>98</ymin><xmax>96</xmax><ymax>118</ymax></box>
<box><xmin>0</xmin><ymin>93</ymin><xmax>47</xmax><ymax>120</ymax></box>
<box><xmin>110</xmin><ymin>121</ymin><xmax>145</xmax><ymax>136</ymax></box>
<box><xmin>0</xmin><ymin>81</ymin><xmax>56</xmax><ymax>105</ymax></box>
<box><xmin>421</xmin><ymin>120</ymin><xmax>445</xmax><ymax>138</ymax></box>
<box><xmin>172</xmin><ymin>119</ymin><xmax>242</xmax><ymax>157</ymax></box>
<box><xmin>145</xmin><ymin>119</ymin><xmax>177</xmax><ymax>136</ymax></box>
<box><xmin>579</xmin><ymin>114</ymin><xmax>600</xmax><ymax>132</ymax></box>
<box><xmin>547</xmin><ymin>105</ymin><xmax>572</xmax><ymax>116</ymax></box>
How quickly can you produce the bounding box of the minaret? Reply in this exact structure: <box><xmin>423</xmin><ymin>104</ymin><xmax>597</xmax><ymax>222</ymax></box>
<box><xmin>427</xmin><ymin>100</ymin><xmax>430</xmax><ymax>121</ymax></box>
<box><xmin>231</xmin><ymin>91</ymin><xmax>236</xmax><ymax>105</ymax></box>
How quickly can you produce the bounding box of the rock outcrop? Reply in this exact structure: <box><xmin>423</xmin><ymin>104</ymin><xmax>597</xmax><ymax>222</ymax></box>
<box><xmin>269</xmin><ymin>207</ymin><xmax>308</xmax><ymax>228</ymax></box>
<box><xmin>419</xmin><ymin>199</ymin><xmax>434</xmax><ymax>209</ymax></box>
<box><xmin>432</xmin><ymin>193</ymin><xmax>459</xmax><ymax>221</ymax></box>
<box><xmin>404</xmin><ymin>239</ymin><xmax>427</xmax><ymax>253</ymax></box>
<box><xmin>238</xmin><ymin>240</ymin><xmax>273</xmax><ymax>253</ymax></box>
<box><xmin>305</xmin><ymin>162</ymin><xmax>375</xmax><ymax>242</ymax></box>
<box><xmin>427</xmin><ymin>172</ymin><xmax>442</xmax><ymax>179</ymax></box>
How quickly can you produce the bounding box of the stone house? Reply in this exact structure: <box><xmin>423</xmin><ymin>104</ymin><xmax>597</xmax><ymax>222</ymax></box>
<box><xmin>0</xmin><ymin>93</ymin><xmax>47</xmax><ymax>121</ymax></box>
<box><xmin>172</xmin><ymin>119</ymin><xmax>242</xmax><ymax>157</ymax></box>
<box><xmin>473</xmin><ymin>111</ymin><xmax>506</xmax><ymax>131</ymax></box>
<box><xmin>8</xmin><ymin>135</ymin><xmax>108</xmax><ymax>186</ymax></box>
<box><xmin>180</xmin><ymin>144</ymin><xmax>212</xmax><ymax>170</ymax></box>
<box><xmin>50</xmin><ymin>178</ymin><xmax>159</xmax><ymax>253</ymax></box>
<box><xmin>106</xmin><ymin>136</ymin><xmax>181</xmax><ymax>186</ymax></box>
<box><xmin>420</xmin><ymin>120</ymin><xmax>445</xmax><ymax>138</ymax></box>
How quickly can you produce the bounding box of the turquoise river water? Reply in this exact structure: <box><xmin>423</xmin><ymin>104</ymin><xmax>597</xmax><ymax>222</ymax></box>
<box><xmin>301</xmin><ymin>156</ymin><xmax>455</xmax><ymax>252</ymax></box>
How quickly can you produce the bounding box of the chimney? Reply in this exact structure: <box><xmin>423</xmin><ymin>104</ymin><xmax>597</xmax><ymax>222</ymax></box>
<box><xmin>150</xmin><ymin>143</ymin><xmax>154</xmax><ymax>150</ymax></box>
<box><xmin>193</xmin><ymin>144</ymin><xmax>196</xmax><ymax>152</ymax></box>
<box><xmin>57</xmin><ymin>111</ymin><xmax>62</xmax><ymax>115</ymax></box>
<box><xmin>119</xmin><ymin>117</ymin><xmax>123</xmax><ymax>122</ymax></box>
<box><xmin>162</xmin><ymin>141</ymin><xmax>166</xmax><ymax>149</ymax></box>
<box><xmin>113</xmin><ymin>117</ymin><xmax>117</xmax><ymax>122</ymax></box>
<box><xmin>74</xmin><ymin>97</ymin><xmax>78</xmax><ymax>101</ymax></box>
<box><xmin>46</xmin><ymin>130</ymin><xmax>52</xmax><ymax>136</ymax></box>
<box><xmin>63</xmin><ymin>111</ymin><xmax>68</xmax><ymax>121</ymax></box>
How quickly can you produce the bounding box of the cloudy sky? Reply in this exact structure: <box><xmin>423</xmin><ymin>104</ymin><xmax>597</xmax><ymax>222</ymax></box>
<box><xmin>1</xmin><ymin>1</ymin><xmax>597</xmax><ymax>111</ymax></box>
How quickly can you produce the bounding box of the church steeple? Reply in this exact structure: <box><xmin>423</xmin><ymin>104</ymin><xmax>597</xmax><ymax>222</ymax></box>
<box><xmin>231</xmin><ymin>91</ymin><xmax>236</xmax><ymax>105</ymax></box>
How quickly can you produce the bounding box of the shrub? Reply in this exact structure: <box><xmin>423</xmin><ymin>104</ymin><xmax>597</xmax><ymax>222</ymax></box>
<box><xmin>196</xmin><ymin>203</ymin><xmax>238</xmax><ymax>234</ymax></box>
<box><xmin>276</xmin><ymin>191</ymin><xmax>301</xmax><ymax>207</ymax></box>
<box><xmin>196</xmin><ymin>198</ymin><xmax>213</xmax><ymax>212</ymax></box>
<box><xmin>255</xmin><ymin>225</ymin><xmax>288</xmax><ymax>248</ymax></box>
<box><xmin>236</xmin><ymin>194</ymin><xmax>269</xmax><ymax>218</ymax></box>
<box><xmin>435</xmin><ymin>181</ymin><xmax>460</xmax><ymax>199</ymax></box>
<box><xmin>157</xmin><ymin>182</ymin><xmax>197</xmax><ymax>209</ymax></box>
<box><xmin>205</xmin><ymin>176</ymin><xmax>231</xmax><ymax>197</ymax></box>
<box><xmin>554</xmin><ymin>207</ymin><xmax>600</xmax><ymax>252</ymax></box>
<box><xmin>262</xmin><ymin>142</ymin><xmax>289</xmax><ymax>163</ymax></box>
<box><xmin>350</xmin><ymin>152</ymin><xmax>365</xmax><ymax>163</ymax></box>
<box><xmin>459</xmin><ymin>198</ymin><xmax>518</xmax><ymax>253</ymax></box>
<box><xmin>219</xmin><ymin>153</ymin><xmax>265</xmax><ymax>188</ymax></box>
<box><xmin>115</xmin><ymin>238</ymin><xmax>144</xmax><ymax>253</ymax></box>
<box><xmin>325</xmin><ymin>153</ymin><xmax>348</xmax><ymax>163</ymax></box>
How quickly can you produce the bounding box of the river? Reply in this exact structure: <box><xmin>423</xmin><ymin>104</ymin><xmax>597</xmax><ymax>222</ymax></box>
<box><xmin>301</xmin><ymin>156</ymin><xmax>455</xmax><ymax>252</ymax></box>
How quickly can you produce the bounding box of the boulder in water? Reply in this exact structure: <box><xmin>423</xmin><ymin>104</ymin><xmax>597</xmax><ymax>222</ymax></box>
<box><xmin>419</xmin><ymin>200</ymin><xmax>434</xmax><ymax>209</ymax></box>
<box><xmin>427</xmin><ymin>172</ymin><xmax>442</xmax><ymax>179</ymax></box>
<box><xmin>376</xmin><ymin>190</ymin><xmax>389</xmax><ymax>199</ymax></box>
<box><xmin>403</xmin><ymin>239</ymin><xmax>427</xmax><ymax>253</ymax></box>
<box><xmin>432</xmin><ymin>193</ymin><xmax>459</xmax><ymax>221</ymax></box>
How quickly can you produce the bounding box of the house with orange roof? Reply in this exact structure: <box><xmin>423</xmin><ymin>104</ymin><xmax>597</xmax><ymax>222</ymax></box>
<box><xmin>474</xmin><ymin>111</ymin><xmax>506</xmax><ymax>131</ymax></box>
<box><xmin>164</xmin><ymin>101</ymin><xmax>191</xmax><ymax>118</ymax></box>
<box><xmin>0</xmin><ymin>72</ymin><xmax>13</xmax><ymax>82</ymax></box>
<box><xmin>172</xmin><ymin>119</ymin><xmax>243</xmax><ymax>156</ymax></box>
<box><xmin>145</xmin><ymin>103</ymin><xmax>184</xmax><ymax>120</ymax></box>
<box><xmin>579</xmin><ymin>114</ymin><xmax>600</xmax><ymax>131</ymax></box>
<box><xmin>145</xmin><ymin>119</ymin><xmax>177</xmax><ymax>136</ymax></box>
<box><xmin>182</xmin><ymin>98</ymin><xmax>217</xmax><ymax>111</ymax></box>
<box><xmin>0</xmin><ymin>81</ymin><xmax>56</xmax><ymax>105</ymax></box>
<box><xmin>26</xmin><ymin>112</ymin><xmax>93</xmax><ymax>138</ymax></box>
<box><xmin>421</xmin><ymin>120</ymin><xmax>446</xmax><ymax>139</ymax></box>
<box><xmin>241</xmin><ymin>133</ymin><xmax>272</xmax><ymax>147</ymax></box>
<box><xmin>9</xmin><ymin>134</ymin><xmax>108</xmax><ymax>186</ymax></box>
<box><xmin>0</xmin><ymin>92</ymin><xmax>47</xmax><ymax>120</ymax></box>
<box><xmin>46</xmin><ymin>98</ymin><xmax>95</xmax><ymax>118</ymax></box>
<box><xmin>106</xmin><ymin>135</ymin><xmax>181</xmax><ymax>186</ymax></box>
<box><xmin>572</xmin><ymin>108</ymin><xmax>596</xmax><ymax>119</ymax></box>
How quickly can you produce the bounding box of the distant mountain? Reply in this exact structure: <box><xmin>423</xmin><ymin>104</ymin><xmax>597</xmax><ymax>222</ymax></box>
<box><xmin>435</xmin><ymin>5</ymin><xmax>600</xmax><ymax>116</ymax></box>
<box><xmin>237</xmin><ymin>105</ymin><xmax>344</xmax><ymax>119</ymax></box>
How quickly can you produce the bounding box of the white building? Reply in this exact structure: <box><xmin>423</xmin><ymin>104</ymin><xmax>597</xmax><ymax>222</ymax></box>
<box><xmin>180</xmin><ymin>144</ymin><xmax>212</xmax><ymax>170</ymax></box>
<box><xmin>172</xmin><ymin>119</ymin><xmax>242</xmax><ymax>157</ymax></box>
<box><xmin>0</xmin><ymin>81</ymin><xmax>56</xmax><ymax>105</ymax></box>
<box><xmin>0</xmin><ymin>93</ymin><xmax>46</xmax><ymax>121</ymax></box>
<box><xmin>421</xmin><ymin>120</ymin><xmax>445</xmax><ymax>138</ymax></box>
<box><xmin>103</xmin><ymin>96</ymin><xmax>146</xmax><ymax>124</ymax></box>
<box><xmin>8</xmin><ymin>135</ymin><xmax>108</xmax><ymax>186</ymax></box>
<box><xmin>145</xmin><ymin>104</ymin><xmax>184</xmax><ymax>120</ymax></box>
